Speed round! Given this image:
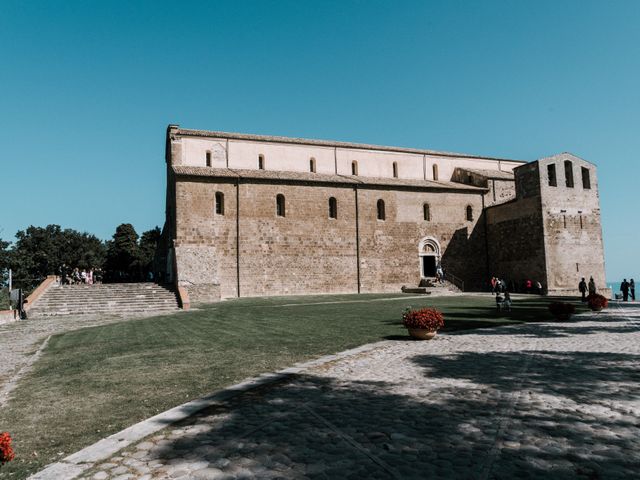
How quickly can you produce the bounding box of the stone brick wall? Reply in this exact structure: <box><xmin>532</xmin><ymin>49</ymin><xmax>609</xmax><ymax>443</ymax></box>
<box><xmin>486</xmin><ymin>196</ymin><xmax>547</xmax><ymax>290</ymax></box>
<box><xmin>486</xmin><ymin>154</ymin><xmax>607</xmax><ymax>295</ymax></box>
<box><xmin>171</xmin><ymin>176</ymin><xmax>489</xmax><ymax>299</ymax></box>
<box><xmin>537</xmin><ymin>154</ymin><xmax>606</xmax><ymax>294</ymax></box>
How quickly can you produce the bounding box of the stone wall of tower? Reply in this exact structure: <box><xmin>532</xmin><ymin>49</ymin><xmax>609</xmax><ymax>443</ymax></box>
<box><xmin>486</xmin><ymin>154</ymin><xmax>607</xmax><ymax>295</ymax></box>
<box><xmin>537</xmin><ymin>154</ymin><xmax>607</xmax><ymax>294</ymax></box>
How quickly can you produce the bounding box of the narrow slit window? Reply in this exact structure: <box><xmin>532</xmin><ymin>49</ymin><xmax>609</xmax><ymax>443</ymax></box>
<box><xmin>206</xmin><ymin>151</ymin><xmax>212</xmax><ymax>167</ymax></box>
<box><xmin>564</xmin><ymin>160</ymin><xmax>574</xmax><ymax>188</ymax></box>
<box><xmin>581</xmin><ymin>167</ymin><xmax>591</xmax><ymax>189</ymax></box>
<box><xmin>432</xmin><ymin>164</ymin><xmax>439</xmax><ymax>181</ymax></box>
<box><xmin>392</xmin><ymin>162</ymin><xmax>398</xmax><ymax>178</ymax></box>
<box><xmin>258</xmin><ymin>154</ymin><xmax>265</xmax><ymax>170</ymax></box>
<box><xmin>351</xmin><ymin>161</ymin><xmax>358</xmax><ymax>176</ymax></box>
<box><xmin>377</xmin><ymin>199</ymin><xmax>386</xmax><ymax>220</ymax></box>
<box><xmin>276</xmin><ymin>194</ymin><xmax>285</xmax><ymax>217</ymax></box>
<box><xmin>215</xmin><ymin>192</ymin><xmax>224</xmax><ymax>215</ymax></box>
<box><xmin>329</xmin><ymin>197</ymin><xmax>337</xmax><ymax>219</ymax></box>
<box><xmin>310</xmin><ymin>157</ymin><xmax>316</xmax><ymax>173</ymax></box>
<box><xmin>547</xmin><ymin>164</ymin><xmax>557</xmax><ymax>186</ymax></box>
<box><xmin>423</xmin><ymin>203</ymin><xmax>431</xmax><ymax>221</ymax></box>
<box><xmin>466</xmin><ymin>205</ymin><xmax>473</xmax><ymax>221</ymax></box>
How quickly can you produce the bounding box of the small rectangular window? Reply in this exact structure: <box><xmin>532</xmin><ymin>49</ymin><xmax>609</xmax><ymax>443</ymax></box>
<box><xmin>206</xmin><ymin>151</ymin><xmax>212</xmax><ymax>167</ymax></box>
<box><xmin>547</xmin><ymin>164</ymin><xmax>557</xmax><ymax>187</ymax></box>
<box><xmin>581</xmin><ymin>167</ymin><xmax>591</xmax><ymax>189</ymax></box>
<box><xmin>564</xmin><ymin>160</ymin><xmax>574</xmax><ymax>188</ymax></box>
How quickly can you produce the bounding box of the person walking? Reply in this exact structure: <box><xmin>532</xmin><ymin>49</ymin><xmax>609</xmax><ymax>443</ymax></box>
<box><xmin>631</xmin><ymin>279</ymin><xmax>636</xmax><ymax>301</ymax></box>
<box><xmin>503</xmin><ymin>291</ymin><xmax>512</xmax><ymax>312</ymax></box>
<box><xmin>491</xmin><ymin>277</ymin><xmax>497</xmax><ymax>295</ymax></box>
<box><xmin>588</xmin><ymin>276</ymin><xmax>596</xmax><ymax>296</ymax></box>
<box><xmin>621</xmin><ymin>279</ymin><xmax>630</xmax><ymax>302</ymax></box>
<box><xmin>59</xmin><ymin>264</ymin><xmax>67</xmax><ymax>287</ymax></box>
<box><xmin>578</xmin><ymin>277</ymin><xmax>587</xmax><ymax>302</ymax></box>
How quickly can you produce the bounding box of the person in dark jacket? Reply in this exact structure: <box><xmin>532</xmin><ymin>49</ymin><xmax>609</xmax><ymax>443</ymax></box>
<box><xmin>621</xmin><ymin>279</ymin><xmax>630</xmax><ymax>302</ymax></box>
<box><xmin>578</xmin><ymin>278</ymin><xmax>587</xmax><ymax>302</ymax></box>
<box><xmin>630</xmin><ymin>279</ymin><xmax>636</xmax><ymax>301</ymax></box>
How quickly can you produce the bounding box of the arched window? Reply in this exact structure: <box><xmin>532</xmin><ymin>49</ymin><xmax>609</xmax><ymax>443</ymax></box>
<box><xmin>564</xmin><ymin>160</ymin><xmax>574</xmax><ymax>188</ymax></box>
<box><xmin>258</xmin><ymin>154</ymin><xmax>265</xmax><ymax>170</ymax></box>
<box><xmin>423</xmin><ymin>203</ymin><xmax>431</xmax><ymax>221</ymax></box>
<box><xmin>392</xmin><ymin>162</ymin><xmax>398</xmax><ymax>178</ymax></box>
<box><xmin>466</xmin><ymin>205</ymin><xmax>473</xmax><ymax>221</ymax></box>
<box><xmin>329</xmin><ymin>197</ymin><xmax>337</xmax><ymax>219</ymax></box>
<box><xmin>276</xmin><ymin>194</ymin><xmax>285</xmax><ymax>217</ymax></box>
<box><xmin>377</xmin><ymin>199</ymin><xmax>386</xmax><ymax>220</ymax></box>
<box><xmin>432</xmin><ymin>164</ymin><xmax>439</xmax><ymax>181</ymax></box>
<box><xmin>310</xmin><ymin>157</ymin><xmax>316</xmax><ymax>173</ymax></box>
<box><xmin>206</xmin><ymin>151</ymin><xmax>212</xmax><ymax>167</ymax></box>
<box><xmin>351</xmin><ymin>161</ymin><xmax>358</xmax><ymax>176</ymax></box>
<box><xmin>215</xmin><ymin>192</ymin><xmax>224</xmax><ymax>215</ymax></box>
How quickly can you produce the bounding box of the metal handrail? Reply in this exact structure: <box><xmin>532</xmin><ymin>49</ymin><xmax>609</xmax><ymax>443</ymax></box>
<box><xmin>444</xmin><ymin>272</ymin><xmax>465</xmax><ymax>292</ymax></box>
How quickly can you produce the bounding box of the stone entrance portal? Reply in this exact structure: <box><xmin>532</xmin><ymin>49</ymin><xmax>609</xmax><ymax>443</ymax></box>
<box><xmin>419</xmin><ymin>237</ymin><xmax>441</xmax><ymax>278</ymax></box>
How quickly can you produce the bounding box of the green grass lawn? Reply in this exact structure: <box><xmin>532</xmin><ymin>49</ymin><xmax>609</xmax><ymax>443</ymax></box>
<box><xmin>0</xmin><ymin>293</ymin><xmax>585</xmax><ymax>478</ymax></box>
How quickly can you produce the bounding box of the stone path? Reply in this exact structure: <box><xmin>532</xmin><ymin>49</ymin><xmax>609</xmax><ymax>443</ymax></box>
<box><xmin>65</xmin><ymin>302</ymin><xmax>640</xmax><ymax>480</ymax></box>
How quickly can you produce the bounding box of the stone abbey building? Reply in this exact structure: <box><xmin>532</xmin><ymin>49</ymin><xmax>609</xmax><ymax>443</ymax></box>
<box><xmin>159</xmin><ymin>125</ymin><xmax>606</xmax><ymax>303</ymax></box>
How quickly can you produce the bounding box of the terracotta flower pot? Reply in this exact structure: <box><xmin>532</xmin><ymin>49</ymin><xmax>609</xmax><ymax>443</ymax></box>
<box><xmin>407</xmin><ymin>328</ymin><xmax>437</xmax><ymax>340</ymax></box>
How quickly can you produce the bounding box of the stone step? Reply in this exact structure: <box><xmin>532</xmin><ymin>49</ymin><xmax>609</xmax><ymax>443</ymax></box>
<box><xmin>28</xmin><ymin>282</ymin><xmax>181</xmax><ymax>317</ymax></box>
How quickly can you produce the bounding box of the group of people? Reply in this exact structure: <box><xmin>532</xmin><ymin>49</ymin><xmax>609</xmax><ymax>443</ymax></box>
<box><xmin>579</xmin><ymin>276</ymin><xmax>636</xmax><ymax>302</ymax></box>
<box><xmin>58</xmin><ymin>264</ymin><xmax>103</xmax><ymax>286</ymax></box>
<box><xmin>578</xmin><ymin>276</ymin><xmax>598</xmax><ymax>301</ymax></box>
<box><xmin>490</xmin><ymin>277</ymin><xmax>543</xmax><ymax>295</ymax></box>
<box><xmin>490</xmin><ymin>277</ymin><xmax>514</xmax><ymax>312</ymax></box>
<box><xmin>620</xmin><ymin>278</ymin><xmax>635</xmax><ymax>302</ymax></box>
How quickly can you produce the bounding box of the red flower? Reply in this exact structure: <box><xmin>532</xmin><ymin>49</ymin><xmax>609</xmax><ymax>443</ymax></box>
<box><xmin>586</xmin><ymin>293</ymin><xmax>608</xmax><ymax>310</ymax></box>
<box><xmin>0</xmin><ymin>432</ymin><xmax>15</xmax><ymax>465</ymax></box>
<box><xmin>402</xmin><ymin>307</ymin><xmax>444</xmax><ymax>331</ymax></box>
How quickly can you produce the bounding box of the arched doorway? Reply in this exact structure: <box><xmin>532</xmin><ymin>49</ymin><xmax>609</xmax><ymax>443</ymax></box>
<box><xmin>419</xmin><ymin>237</ymin><xmax>441</xmax><ymax>278</ymax></box>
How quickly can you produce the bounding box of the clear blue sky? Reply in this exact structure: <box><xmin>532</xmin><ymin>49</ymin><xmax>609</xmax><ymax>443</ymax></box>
<box><xmin>1</xmin><ymin>0</ymin><xmax>638</xmax><ymax>282</ymax></box>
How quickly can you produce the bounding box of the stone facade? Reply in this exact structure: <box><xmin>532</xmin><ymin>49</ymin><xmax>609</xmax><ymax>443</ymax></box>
<box><xmin>486</xmin><ymin>153</ymin><xmax>607</xmax><ymax>295</ymax></box>
<box><xmin>159</xmin><ymin>125</ymin><xmax>607</xmax><ymax>302</ymax></box>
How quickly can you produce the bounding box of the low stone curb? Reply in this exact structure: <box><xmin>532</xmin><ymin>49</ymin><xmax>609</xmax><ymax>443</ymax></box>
<box><xmin>27</xmin><ymin>340</ymin><xmax>390</xmax><ymax>480</ymax></box>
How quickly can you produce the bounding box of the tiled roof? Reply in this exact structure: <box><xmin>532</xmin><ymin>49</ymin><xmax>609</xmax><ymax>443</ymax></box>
<box><xmin>172</xmin><ymin>166</ymin><xmax>487</xmax><ymax>192</ymax></box>
<box><xmin>172</xmin><ymin>126</ymin><xmax>526</xmax><ymax>164</ymax></box>
<box><xmin>459</xmin><ymin>168</ymin><xmax>515</xmax><ymax>180</ymax></box>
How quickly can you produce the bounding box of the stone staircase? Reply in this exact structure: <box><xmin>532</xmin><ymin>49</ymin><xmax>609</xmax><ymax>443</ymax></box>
<box><xmin>27</xmin><ymin>283</ymin><xmax>180</xmax><ymax>317</ymax></box>
<box><xmin>402</xmin><ymin>278</ymin><xmax>462</xmax><ymax>295</ymax></box>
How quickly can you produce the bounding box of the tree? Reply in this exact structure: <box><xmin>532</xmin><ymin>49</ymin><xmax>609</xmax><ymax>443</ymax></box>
<box><xmin>0</xmin><ymin>237</ymin><xmax>11</xmax><ymax>286</ymax></box>
<box><xmin>9</xmin><ymin>225</ymin><xmax>106</xmax><ymax>290</ymax></box>
<box><xmin>104</xmin><ymin>223</ymin><xmax>140</xmax><ymax>281</ymax></box>
<box><xmin>138</xmin><ymin>227</ymin><xmax>161</xmax><ymax>280</ymax></box>
<box><xmin>0</xmin><ymin>237</ymin><xmax>12</xmax><ymax>308</ymax></box>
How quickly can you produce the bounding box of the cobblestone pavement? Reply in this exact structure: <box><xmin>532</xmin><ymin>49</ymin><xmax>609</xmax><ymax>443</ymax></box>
<box><xmin>71</xmin><ymin>303</ymin><xmax>640</xmax><ymax>479</ymax></box>
<box><xmin>0</xmin><ymin>312</ymin><xmax>170</xmax><ymax>389</ymax></box>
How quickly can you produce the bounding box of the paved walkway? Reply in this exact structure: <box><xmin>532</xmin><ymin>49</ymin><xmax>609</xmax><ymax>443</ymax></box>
<box><xmin>60</xmin><ymin>302</ymin><xmax>640</xmax><ymax>480</ymax></box>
